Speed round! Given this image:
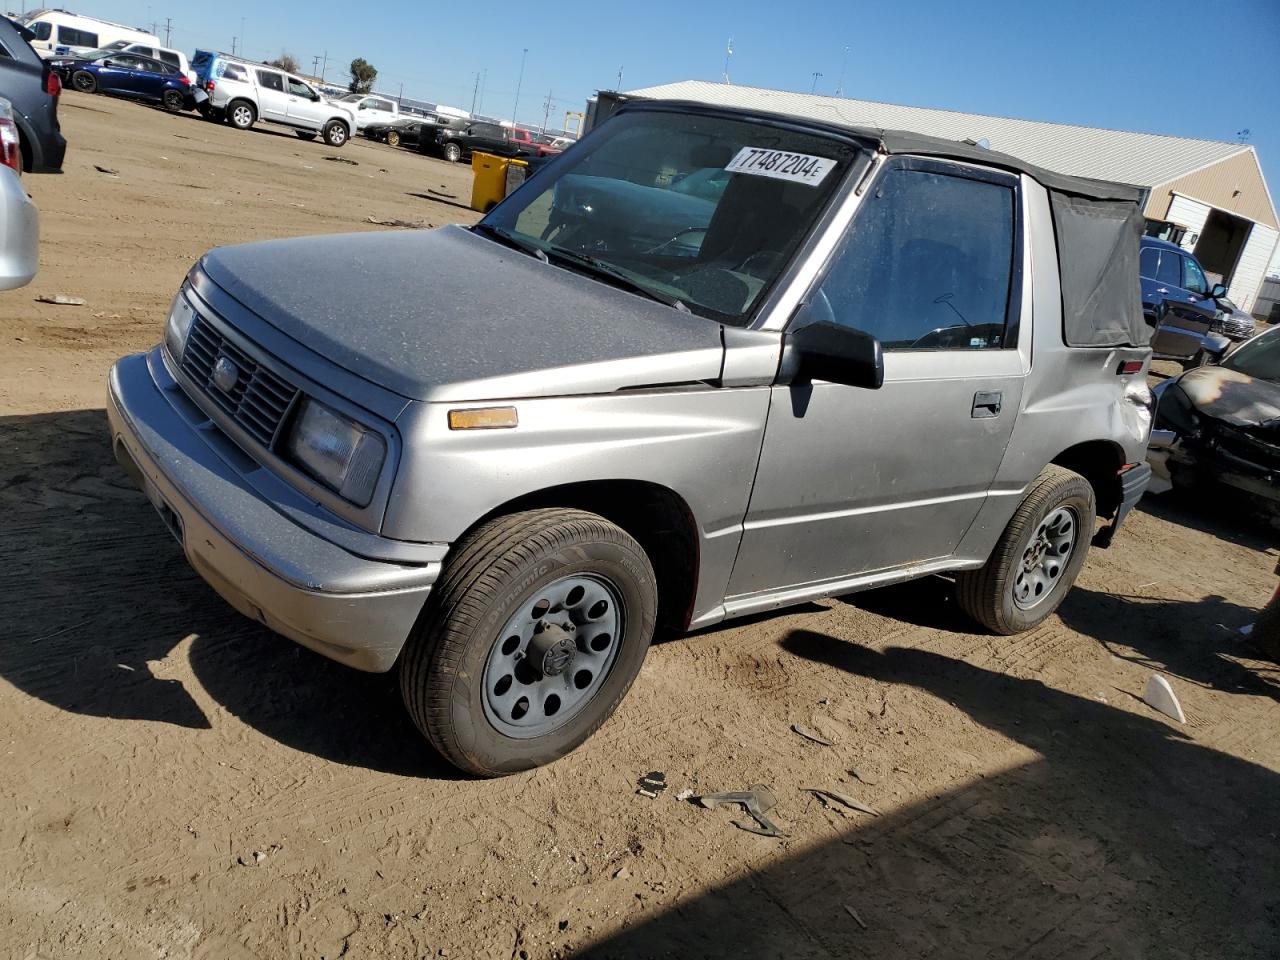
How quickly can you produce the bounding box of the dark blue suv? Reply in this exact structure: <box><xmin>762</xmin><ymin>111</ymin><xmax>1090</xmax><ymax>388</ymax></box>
<box><xmin>1140</xmin><ymin>236</ymin><xmax>1231</xmax><ymax>368</ymax></box>
<box><xmin>53</xmin><ymin>52</ymin><xmax>194</xmax><ymax>113</ymax></box>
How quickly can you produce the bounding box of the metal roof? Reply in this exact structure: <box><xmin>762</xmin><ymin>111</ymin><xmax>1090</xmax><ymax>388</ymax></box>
<box><xmin>624</xmin><ymin>80</ymin><xmax>1248</xmax><ymax>189</ymax></box>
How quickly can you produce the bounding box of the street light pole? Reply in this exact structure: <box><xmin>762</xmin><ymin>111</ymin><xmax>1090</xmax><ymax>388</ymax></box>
<box><xmin>835</xmin><ymin>45</ymin><xmax>849</xmax><ymax>96</ymax></box>
<box><xmin>512</xmin><ymin>48</ymin><xmax>528</xmax><ymax>123</ymax></box>
<box><xmin>810</xmin><ymin>71</ymin><xmax>823</xmax><ymax>94</ymax></box>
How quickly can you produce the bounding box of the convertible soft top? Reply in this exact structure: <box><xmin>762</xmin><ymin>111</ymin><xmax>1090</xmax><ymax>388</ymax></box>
<box><xmin>624</xmin><ymin>99</ymin><xmax>1148</xmax><ymax>350</ymax></box>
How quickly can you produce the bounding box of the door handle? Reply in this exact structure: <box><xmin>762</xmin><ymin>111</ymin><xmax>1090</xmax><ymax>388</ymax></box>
<box><xmin>1156</xmin><ymin>287</ymin><xmax>1169</xmax><ymax>294</ymax></box>
<box><xmin>972</xmin><ymin>391</ymin><xmax>1003</xmax><ymax>419</ymax></box>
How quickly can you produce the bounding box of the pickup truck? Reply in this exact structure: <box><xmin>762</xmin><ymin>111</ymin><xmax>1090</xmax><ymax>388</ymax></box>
<box><xmin>330</xmin><ymin>92</ymin><xmax>399</xmax><ymax>132</ymax></box>
<box><xmin>106</xmin><ymin>100</ymin><xmax>1154</xmax><ymax>776</ymax></box>
<box><xmin>423</xmin><ymin>119</ymin><xmax>538</xmax><ymax>162</ymax></box>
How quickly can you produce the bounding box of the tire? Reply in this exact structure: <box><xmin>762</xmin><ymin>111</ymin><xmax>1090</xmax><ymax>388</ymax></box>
<box><xmin>294</xmin><ymin>130</ymin><xmax>318</xmax><ymax>140</ymax></box>
<box><xmin>323</xmin><ymin>120</ymin><xmax>348</xmax><ymax>147</ymax></box>
<box><xmin>228</xmin><ymin>100</ymin><xmax>255</xmax><ymax>130</ymax></box>
<box><xmin>386</xmin><ymin>130</ymin><xmax>401</xmax><ymax>147</ymax></box>
<box><xmin>443</xmin><ymin>141</ymin><xmax>462</xmax><ymax>163</ymax></box>
<box><xmin>1252</xmin><ymin>592</ymin><xmax>1280</xmax><ymax>662</ymax></box>
<box><xmin>400</xmin><ymin>508</ymin><xmax>658</xmax><ymax>777</ymax></box>
<box><xmin>72</xmin><ymin>70</ymin><xmax>96</xmax><ymax>94</ymax></box>
<box><xmin>956</xmin><ymin>465</ymin><xmax>1096</xmax><ymax>634</ymax></box>
<box><xmin>162</xmin><ymin>89</ymin><xmax>184</xmax><ymax>113</ymax></box>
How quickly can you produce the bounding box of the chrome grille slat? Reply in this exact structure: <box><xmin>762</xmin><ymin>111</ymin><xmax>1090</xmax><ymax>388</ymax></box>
<box><xmin>180</xmin><ymin>315</ymin><xmax>301</xmax><ymax>448</ymax></box>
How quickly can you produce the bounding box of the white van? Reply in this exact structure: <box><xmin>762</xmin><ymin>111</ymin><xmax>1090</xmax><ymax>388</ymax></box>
<box><xmin>17</xmin><ymin>9</ymin><xmax>159</xmax><ymax>60</ymax></box>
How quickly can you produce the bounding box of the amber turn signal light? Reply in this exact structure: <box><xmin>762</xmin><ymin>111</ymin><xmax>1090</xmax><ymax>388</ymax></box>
<box><xmin>448</xmin><ymin>406</ymin><xmax>519</xmax><ymax>430</ymax></box>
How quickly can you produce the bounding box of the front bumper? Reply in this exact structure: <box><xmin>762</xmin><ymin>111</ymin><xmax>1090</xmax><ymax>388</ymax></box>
<box><xmin>107</xmin><ymin>349</ymin><xmax>441</xmax><ymax>671</ymax></box>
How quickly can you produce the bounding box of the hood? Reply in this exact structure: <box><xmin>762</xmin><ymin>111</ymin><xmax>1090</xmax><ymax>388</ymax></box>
<box><xmin>1177</xmin><ymin>365</ymin><xmax>1280</xmax><ymax>429</ymax></box>
<box><xmin>198</xmin><ymin>226</ymin><xmax>725</xmax><ymax>402</ymax></box>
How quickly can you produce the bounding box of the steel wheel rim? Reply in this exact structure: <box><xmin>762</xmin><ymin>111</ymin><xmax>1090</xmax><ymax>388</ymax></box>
<box><xmin>1013</xmin><ymin>505</ymin><xmax>1078</xmax><ymax>610</ymax></box>
<box><xmin>482</xmin><ymin>573</ymin><xmax>624</xmax><ymax>739</ymax></box>
<box><xmin>232</xmin><ymin>106</ymin><xmax>251</xmax><ymax>126</ymax></box>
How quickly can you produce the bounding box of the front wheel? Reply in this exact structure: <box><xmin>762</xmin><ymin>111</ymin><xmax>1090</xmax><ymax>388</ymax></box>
<box><xmin>443</xmin><ymin>141</ymin><xmax>462</xmax><ymax>163</ymax></box>
<box><xmin>386</xmin><ymin>129</ymin><xmax>401</xmax><ymax>147</ymax></box>
<box><xmin>400</xmin><ymin>508</ymin><xmax>657</xmax><ymax>777</ymax></box>
<box><xmin>162</xmin><ymin>89</ymin><xmax>184</xmax><ymax>113</ymax></box>
<box><xmin>956</xmin><ymin>465</ymin><xmax>1096</xmax><ymax>634</ymax></box>
<box><xmin>323</xmin><ymin>120</ymin><xmax>348</xmax><ymax>147</ymax></box>
<box><xmin>72</xmin><ymin>70</ymin><xmax>96</xmax><ymax>94</ymax></box>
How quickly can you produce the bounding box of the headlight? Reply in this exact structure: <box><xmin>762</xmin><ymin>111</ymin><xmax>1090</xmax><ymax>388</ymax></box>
<box><xmin>164</xmin><ymin>291</ymin><xmax>196</xmax><ymax>361</ymax></box>
<box><xmin>285</xmin><ymin>399</ymin><xmax>386</xmax><ymax>506</ymax></box>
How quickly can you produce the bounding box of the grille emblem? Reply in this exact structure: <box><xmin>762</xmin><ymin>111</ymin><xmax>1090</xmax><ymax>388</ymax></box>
<box><xmin>212</xmin><ymin>355</ymin><xmax>240</xmax><ymax>394</ymax></box>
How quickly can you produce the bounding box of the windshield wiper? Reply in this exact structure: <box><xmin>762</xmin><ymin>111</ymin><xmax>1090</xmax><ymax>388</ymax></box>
<box><xmin>543</xmin><ymin>246</ymin><xmax>690</xmax><ymax>313</ymax></box>
<box><xmin>473</xmin><ymin>223</ymin><xmax>549</xmax><ymax>264</ymax></box>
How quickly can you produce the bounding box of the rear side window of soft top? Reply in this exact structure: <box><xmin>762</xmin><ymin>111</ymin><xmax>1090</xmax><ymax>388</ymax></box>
<box><xmin>220</xmin><ymin>63</ymin><xmax>248</xmax><ymax>82</ymax></box>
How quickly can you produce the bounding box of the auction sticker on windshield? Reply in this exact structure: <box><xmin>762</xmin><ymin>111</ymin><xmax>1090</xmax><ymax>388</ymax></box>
<box><xmin>725</xmin><ymin>147</ymin><xmax>836</xmax><ymax>186</ymax></box>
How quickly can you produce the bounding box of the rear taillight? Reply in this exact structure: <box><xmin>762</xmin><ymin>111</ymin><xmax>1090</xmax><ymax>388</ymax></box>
<box><xmin>1117</xmin><ymin>360</ymin><xmax>1144</xmax><ymax>375</ymax></box>
<box><xmin>0</xmin><ymin>117</ymin><xmax>21</xmax><ymax>174</ymax></box>
<box><xmin>45</xmin><ymin>71</ymin><xmax>61</xmax><ymax>96</ymax></box>
<box><xmin>205</xmin><ymin>80</ymin><xmax>215</xmax><ymax>93</ymax></box>
<box><xmin>179</xmin><ymin>75</ymin><xmax>190</xmax><ymax>86</ymax></box>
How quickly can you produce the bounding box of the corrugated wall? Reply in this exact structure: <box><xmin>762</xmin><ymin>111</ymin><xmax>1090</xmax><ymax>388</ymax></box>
<box><xmin>1145</xmin><ymin>148</ymin><xmax>1277</xmax><ymax>229</ymax></box>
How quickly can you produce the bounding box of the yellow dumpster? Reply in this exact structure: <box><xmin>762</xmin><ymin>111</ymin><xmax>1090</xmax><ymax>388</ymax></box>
<box><xmin>470</xmin><ymin>152</ymin><xmax>528</xmax><ymax>213</ymax></box>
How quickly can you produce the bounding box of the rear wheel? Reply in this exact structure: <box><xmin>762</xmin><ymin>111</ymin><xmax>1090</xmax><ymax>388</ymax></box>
<box><xmin>161</xmin><ymin>89</ymin><xmax>184</xmax><ymax>113</ymax></box>
<box><xmin>399</xmin><ymin>508</ymin><xmax>657</xmax><ymax>777</ymax></box>
<box><xmin>956</xmin><ymin>465</ymin><xmax>1096</xmax><ymax>634</ymax></box>
<box><xmin>72</xmin><ymin>70</ymin><xmax>96</xmax><ymax>94</ymax></box>
<box><xmin>443</xmin><ymin>141</ymin><xmax>462</xmax><ymax>163</ymax></box>
<box><xmin>294</xmin><ymin>130</ymin><xmax>318</xmax><ymax>140</ymax></box>
<box><xmin>386</xmin><ymin>129</ymin><xmax>401</xmax><ymax>147</ymax></box>
<box><xmin>323</xmin><ymin>120</ymin><xmax>348</xmax><ymax>147</ymax></box>
<box><xmin>228</xmin><ymin>100</ymin><xmax>256</xmax><ymax>130</ymax></box>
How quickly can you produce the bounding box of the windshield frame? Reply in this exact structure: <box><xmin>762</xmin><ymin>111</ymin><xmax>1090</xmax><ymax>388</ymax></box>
<box><xmin>476</xmin><ymin>101</ymin><xmax>875</xmax><ymax>328</ymax></box>
<box><xmin>1221</xmin><ymin>326</ymin><xmax>1280</xmax><ymax>384</ymax></box>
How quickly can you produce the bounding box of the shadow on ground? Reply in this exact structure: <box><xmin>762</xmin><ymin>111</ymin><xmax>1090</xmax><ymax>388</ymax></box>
<box><xmin>0</xmin><ymin>409</ymin><xmax>458</xmax><ymax>779</ymax></box>
<box><xmin>1059</xmin><ymin>586</ymin><xmax>1280</xmax><ymax>703</ymax></box>
<box><xmin>1138</xmin><ymin>490</ymin><xmax>1280</xmax><ymax>553</ymax></box>
<box><xmin>583</xmin><ymin>632</ymin><xmax>1280</xmax><ymax>959</ymax></box>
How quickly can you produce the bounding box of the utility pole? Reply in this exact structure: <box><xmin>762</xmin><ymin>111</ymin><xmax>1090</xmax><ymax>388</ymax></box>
<box><xmin>835</xmin><ymin>44</ymin><xmax>849</xmax><ymax>97</ymax></box>
<box><xmin>231</xmin><ymin>36</ymin><xmax>237</xmax><ymax>56</ymax></box>
<box><xmin>164</xmin><ymin>17</ymin><xmax>172</xmax><ymax>47</ymax></box>
<box><xmin>320</xmin><ymin>51</ymin><xmax>328</xmax><ymax>84</ymax></box>
<box><xmin>398</xmin><ymin>82</ymin><xmax>403</xmax><ymax>106</ymax></box>
<box><xmin>616</xmin><ymin>65</ymin><xmax>623</xmax><ymax>91</ymax></box>
<box><xmin>810</xmin><ymin>71</ymin><xmax>823</xmax><ymax>94</ymax></box>
<box><xmin>512</xmin><ymin>47</ymin><xmax>528</xmax><ymax>123</ymax></box>
<box><xmin>470</xmin><ymin>72</ymin><xmax>480</xmax><ymax>114</ymax></box>
<box><xmin>540</xmin><ymin>90</ymin><xmax>553</xmax><ymax>134</ymax></box>
<box><xmin>723</xmin><ymin>37</ymin><xmax>733</xmax><ymax>84</ymax></box>
<box><xmin>312</xmin><ymin>55</ymin><xmax>321</xmax><ymax>77</ymax></box>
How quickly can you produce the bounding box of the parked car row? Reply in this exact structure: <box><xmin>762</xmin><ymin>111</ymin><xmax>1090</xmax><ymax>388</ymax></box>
<box><xmin>362</xmin><ymin>114</ymin><xmax>568</xmax><ymax>163</ymax></box>
<box><xmin>49</xmin><ymin>51</ymin><xmax>202</xmax><ymax>113</ymax></box>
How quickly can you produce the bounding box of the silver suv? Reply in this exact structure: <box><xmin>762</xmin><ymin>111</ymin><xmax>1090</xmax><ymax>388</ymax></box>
<box><xmin>202</xmin><ymin>55</ymin><xmax>354</xmax><ymax>147</ymax></box>
<box><xmin>107</xmin><ymin>101</ymin><xmax>1155</xmax><ymax>776</ymax></box>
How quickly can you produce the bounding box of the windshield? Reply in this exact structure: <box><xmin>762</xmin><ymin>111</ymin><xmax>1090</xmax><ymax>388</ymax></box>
<box><xmin>1222</xmin><ymin>328</ymin><xmax>1280</xmax><ymax>383</ymax></box>
<box><xmin>480</xmin><ymin>108</ymin><xmax>860</xmax><ymax>325</ymax></box>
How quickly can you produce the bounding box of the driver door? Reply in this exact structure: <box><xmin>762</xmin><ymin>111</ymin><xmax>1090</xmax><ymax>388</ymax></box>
<box><xmin>726</xmin><ymin>157</ymin><xmax>1029</xmax><ymax>601</ymax></box>
<box><xmin>285</xmin><ymin>76</ymin><xmax>323</xmax><ymax>126</ymax></box>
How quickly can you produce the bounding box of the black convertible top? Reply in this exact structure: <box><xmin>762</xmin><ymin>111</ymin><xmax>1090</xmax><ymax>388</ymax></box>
<box><xmin>622</xmin><ymin>99</ymin><xmax>1148</xmax><ymax>349</ymax></box>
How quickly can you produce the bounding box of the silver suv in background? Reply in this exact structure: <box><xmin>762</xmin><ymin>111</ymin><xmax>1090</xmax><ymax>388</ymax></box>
<box><xmin>194</xmin><ymin>52</ymin><xmax>355</xmax><ymax>147</ymax></box>
<box><xmin>107</xmin><ymin>101</ymin><xmax>1154</xmax><ymax>776</ymax></box>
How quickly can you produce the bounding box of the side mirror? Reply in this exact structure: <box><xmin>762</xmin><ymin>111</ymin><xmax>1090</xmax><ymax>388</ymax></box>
<box><xmin>1210</xmin><ymin>283</ymin><xmax>1228</xmax><ymax>299</ymax></box>
<box><xmin>783</xmin><ymin>320</ymin><xmax>884</xmax><ymax>390</ymax></box>
<box><xmin>102</xmin><ymin>59</ymin><xmax>115</xmax><ymax>67</ymax></box>
<box><xmin>311</xmin><ymin>92</ymin><xmax>321</xmax><ymax>101</ymax></box>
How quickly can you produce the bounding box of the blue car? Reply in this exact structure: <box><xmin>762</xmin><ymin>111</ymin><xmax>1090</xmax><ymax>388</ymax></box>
<box><xmin>54</xmin><ymin>52</ymin><xmax>195</xmax><ymax>113</ymax></box>
<box><xmin>1140</xmin><ymin>236</ymin><xmax>1232</xmax><ymax>369</ymax></box>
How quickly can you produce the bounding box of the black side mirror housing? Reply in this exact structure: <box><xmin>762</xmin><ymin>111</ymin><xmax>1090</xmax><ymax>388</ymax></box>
<box><xmin>1210</xmin><ymin>282</ymin><xmax>1228</xmax><ymax>299</ymax></box>
<box><xmin>784</xmin><ymin>320</ymin><xmax>885</xmax><ymax>390</ymax></box>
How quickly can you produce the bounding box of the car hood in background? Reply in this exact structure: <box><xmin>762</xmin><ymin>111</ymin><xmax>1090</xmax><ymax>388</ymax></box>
<box><xmin>1177</xmin><ymin>365</ymin><xmax>1280</xmax><ymax>429</ymax></box>
<box><xmin>198</xmin><ymin>226</ymin><xmax>725</xmax><ymax>402</ymax></box>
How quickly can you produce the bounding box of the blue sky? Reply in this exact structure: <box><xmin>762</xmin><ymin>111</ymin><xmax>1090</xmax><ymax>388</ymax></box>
<box><xmin>29</xmin><ymin>0</ymin><xmax>1280</xmax><ymax>192</ymax></box>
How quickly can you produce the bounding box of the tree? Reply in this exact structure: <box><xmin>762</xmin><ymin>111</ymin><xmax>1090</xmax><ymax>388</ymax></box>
<box><xmin>267</xmin><ymin>52</ymin><xmax>300</xmax><ymax>73</ymax></box>
<box><xmin>349</xmin><ymin>58</ymin><xmax>377</xmax><ymax>94</ymax></box>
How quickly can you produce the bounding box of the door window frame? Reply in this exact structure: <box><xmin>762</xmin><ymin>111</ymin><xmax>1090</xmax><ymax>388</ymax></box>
<box><xmin>789</xmin><ymin>154</ymin><xmax>1025</xmax><ymax>352</ymax></box>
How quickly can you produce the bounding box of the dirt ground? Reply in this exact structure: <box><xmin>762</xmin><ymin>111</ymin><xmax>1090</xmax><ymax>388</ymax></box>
<box><xmin>2</xmin><ymin>95</ymin><xmax>1278</xmax><ymax>960</ymax></box>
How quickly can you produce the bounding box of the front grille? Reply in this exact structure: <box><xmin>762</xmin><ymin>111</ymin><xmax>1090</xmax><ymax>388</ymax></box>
<box><xmin>1212</xmin><ymin>423</ymin><xmax>1280</xmax><ymax>473</ymax></box>
<box><xmin>1222</xmin><ymin>314</ymin><xmax>1255</xmax><ymax>339</ymax></box>
<box><xmin>180</xmin><ymin>316</ymin><xmax>299</xmax><ymax>447</ymax></box>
